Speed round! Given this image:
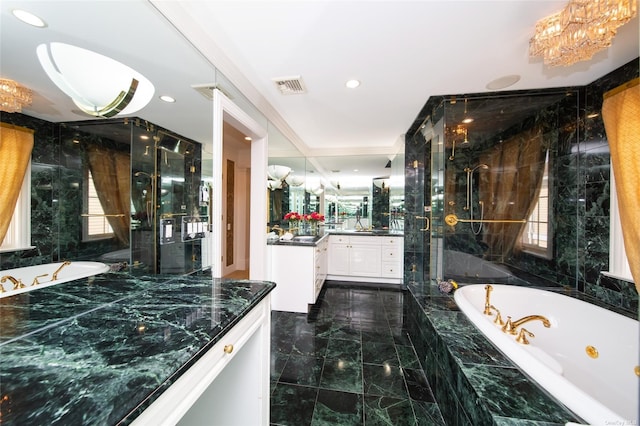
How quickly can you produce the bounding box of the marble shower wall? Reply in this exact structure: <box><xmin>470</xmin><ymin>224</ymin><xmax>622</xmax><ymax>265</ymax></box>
<box><xmin>0</xmin><ymin>113</ymin><xmax>204</xmax><ymax>276</ymax></box>
<box><xmin>404</xmin><ymin>58</ymin><xmax>639</xmax><ymax>315</ymax></box>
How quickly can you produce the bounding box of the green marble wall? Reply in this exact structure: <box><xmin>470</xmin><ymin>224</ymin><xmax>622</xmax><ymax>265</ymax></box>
<box><xmin>404</xmin><ymin>59</ymin><xmax>639</xmax><ymax>315</ymax></box>
<box><xmin>0</xmin><ymin>114</ymin><xmax>203</xmax><ymax>275</ymax></box>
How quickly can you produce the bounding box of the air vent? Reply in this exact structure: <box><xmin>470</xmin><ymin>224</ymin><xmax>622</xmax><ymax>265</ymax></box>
<box><xmin>191</xmin><ymin>83</ymin><xmax>233</xmax><ymax>100</ymax></box>
<box><xmin>272</xmin><ymin>75</ymin><xmax>307</xmax><ymax>95</ymax></box>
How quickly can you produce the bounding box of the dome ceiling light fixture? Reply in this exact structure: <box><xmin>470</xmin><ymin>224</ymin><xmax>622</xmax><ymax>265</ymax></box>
<box><xmin>37</xmin><ymin>42</ymin><xmax>155</xmax><ymax>118</ymax></box>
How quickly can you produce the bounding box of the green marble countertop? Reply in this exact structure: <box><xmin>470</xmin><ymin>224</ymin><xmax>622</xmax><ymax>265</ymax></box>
<box><xmin>0</xmin><ymin>270</ymin><xmax>275</xmax><ymax>425</ymax></box>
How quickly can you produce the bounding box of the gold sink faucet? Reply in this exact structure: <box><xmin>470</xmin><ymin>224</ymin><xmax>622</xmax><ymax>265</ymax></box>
<box><xmin>52</xmin><ymin>261</ymin><xmax>71</xmax><ymax>280</ymax></box>
<box><xmin>502</xmin><ymin>314</ymin><xmax>551</xmax><ymax>335</ymax></box>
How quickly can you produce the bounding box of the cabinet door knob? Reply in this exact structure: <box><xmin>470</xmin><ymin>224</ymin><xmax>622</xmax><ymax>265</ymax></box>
<box><xmin>224</xmin><ymin>344</ymin><xmax>234</xmax><ymax>354</ymax></box>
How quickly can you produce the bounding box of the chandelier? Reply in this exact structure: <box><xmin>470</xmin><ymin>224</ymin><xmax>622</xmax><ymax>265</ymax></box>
<box><xmin>530</xmin><ymin>0</ymin><xmax>637</xmax><ymax>67</ymax></box>
<box><xmin>0</xmin><ymin>79</ymin><xmax>33</xmax><ymax>113</ymax></box>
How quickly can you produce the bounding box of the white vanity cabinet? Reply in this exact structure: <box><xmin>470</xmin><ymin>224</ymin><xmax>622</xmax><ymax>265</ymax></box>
<box><xmin>328</xmin><ymin>235</ymin><xmax>403</xmax><ymax>284</ymax></box>
<box><xmin>269</xmin><ymin>237</ymin><xmax>328</xmax><ymax>313</ymax></box>
<box><xmin>132</xmin><ymin>296</ymin><xmax>271</xmax><ymax>426</ymax></box>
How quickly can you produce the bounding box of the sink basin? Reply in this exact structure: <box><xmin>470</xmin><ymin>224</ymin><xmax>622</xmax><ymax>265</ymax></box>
<box><xmin>291</xmin><ymin>235</ymin><xmax>319</xmax><ymax>243</ymax></box>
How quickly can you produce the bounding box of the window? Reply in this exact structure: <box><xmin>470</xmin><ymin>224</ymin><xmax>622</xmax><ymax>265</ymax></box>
<box><xmin>0</xmin><ymin>162</ymin><xmax>32</xmax><ymax>252</ymax></box>
<box><xmin>520</xmin><ymin>151</ymin><xmax>551</xmax><ymax>258</ymax></box>
<box><xmin>604</xmin><ymin>168</ymin><xmax>633</xmax><ymax>282</ymax></box>
<box><xmin>83</xmin><ymin>170</ymin><xmax>113</xmax><ymax>240</ymax></box>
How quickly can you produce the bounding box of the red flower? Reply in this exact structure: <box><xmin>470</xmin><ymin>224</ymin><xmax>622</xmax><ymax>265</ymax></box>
<box><xmin>284</xmin><ymin>212</ymin><xmax>302</xmax><ymax>221</ymax></box>
<box><xmin>305</xmin><ymin>212</ymin><xmax>325</xmax><ymax>222</ymax></box>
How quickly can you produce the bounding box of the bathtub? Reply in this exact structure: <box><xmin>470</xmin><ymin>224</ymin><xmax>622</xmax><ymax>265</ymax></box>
<box><xmin>454</xmin><ymin>284</ymin><xmax>639</xmax><ymax>425</ymax></box>
<box><xmin>0</xmin><ymin>261</ymin><xmax>109</xmax><ymax>298</ymax></box>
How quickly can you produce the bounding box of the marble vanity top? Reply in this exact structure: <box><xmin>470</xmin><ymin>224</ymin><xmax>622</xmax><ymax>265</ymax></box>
<box><xmin>326</xmin><ymin>229</ymin><xmax>404</xmax><ymax>237</ymax></box>
<box><xmin>0</xmin><ymin>271</ymin><xmax>275</xmax><ymax>425</ymax></box>
<box><xmin>266</xmin><ymin>233</ymin><xmax>329</xmax><ymax>246</ymax></box>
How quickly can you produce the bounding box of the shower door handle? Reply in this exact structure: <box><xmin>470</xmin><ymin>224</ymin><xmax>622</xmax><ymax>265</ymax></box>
<box><xmin>416</xmin><ymin>216</ymin><xmax>430</xmax><ymax>231</ymax></box>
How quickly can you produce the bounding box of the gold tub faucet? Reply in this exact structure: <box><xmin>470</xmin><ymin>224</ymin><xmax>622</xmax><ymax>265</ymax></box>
<box><xmin>483</xmin><ymin>284</ymin><xmax>493</xmax><ymax>315</ymax></box>
<box><xmin>502</xmin><ymin>314</ymin><xmax>551</xmax><ymax>335</ymax></box>
<box><xmin>1</xmin><ymin>275</ymin><xmax>24</xmax><ymax>290</ymax></box>
<box><xmin>52</xmin><ymin>261</ymin><xmax>71</xmax><ymax>280</ymax></box>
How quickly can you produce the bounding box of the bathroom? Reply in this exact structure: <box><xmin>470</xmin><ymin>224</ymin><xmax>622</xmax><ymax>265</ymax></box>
<box><xmin>1</xmin><ymin>2</ymin><xmax>639</xmax><ymax>425</ymax></box>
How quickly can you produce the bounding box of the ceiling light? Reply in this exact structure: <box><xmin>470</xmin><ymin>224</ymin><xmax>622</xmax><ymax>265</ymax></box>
<box><xmin>462</xmin><ymin>117</ymin><xmax>474</xmax><ymax>124</ymax></box>
<box><xmin>345</xmin><ymin>79</ymin><xmax>360</xmax><ymax>89</ymax></box>
<box><xmin>37</xmin><ymin>42</ymin><xmax>154</xmax><ymax>118</ymax></box>
<box><xmin>529</xmin><ymin>0</ymin><xmax>637</xmax><ymax>67</ymax></box>
<box><xmin>12</xmin><ymin>9</ymin><xmax>47</xmax><ymax>28</ymax></box>
<box><xmin>244</xmin><ymin>136</ymin><xmax>252</xmax><ymax>141</ymax></box>
<box><xmin>0</xmin><ymin>79</ymin><xmax>32</xmax><ymax>113</ymax></box>
<box><xmin>159</xmin><ymin>95</ymin><xmax>175</xmax><ymax>103</ymax></box>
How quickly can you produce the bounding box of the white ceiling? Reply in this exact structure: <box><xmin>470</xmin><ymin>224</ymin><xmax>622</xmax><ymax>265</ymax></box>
<box><xmin>1</xmin><ymin>1</ymin><xmax>639</xmax><ymax>185</ymax></box>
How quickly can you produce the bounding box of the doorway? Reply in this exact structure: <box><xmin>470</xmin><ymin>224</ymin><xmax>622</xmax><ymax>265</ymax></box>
<box><xmin>210</xmin><ymin>89</ymin><xmax>268</xmax><ymax>280</ymax></box>
<box><xmin>221</xmin><ymin>122</ymin><xmax>251</xmax><ymax>279</ymax></box>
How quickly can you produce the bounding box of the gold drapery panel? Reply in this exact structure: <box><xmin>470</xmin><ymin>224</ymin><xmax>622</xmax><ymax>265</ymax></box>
<box><xmin>86</xmin><ymin>146</ymin><xmax>130</xmax><ymax>245</ymax></box>
<box><xmin>602</xmin><ymin>78</ymin><xmax>640</xmax><ymax>292</ymax></box>
<box><xmin>0</xmin><ymin>123</ymin><xmax>34</xmax><ymax>245</ymax></box>
<box><xmin>480</xmin><ymin>126</ymin><xmax>546</xmax><ymax>260</ymax></box>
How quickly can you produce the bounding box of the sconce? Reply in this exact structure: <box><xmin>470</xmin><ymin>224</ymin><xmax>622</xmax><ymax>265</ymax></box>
<box><xmin>285</xmin><ymin>174</ymin><xmax>304</xmax><ymax>187</ymax></box>
<box><xmin>267</xmin><ymin>165</ymin><xmax>291</xmax><ymax>181</ymax></box>
<box><xmin>266</xmin><ymin>165</ymin><xmax>291</xmax><ymax>191</ymax></box>
<box><xmin>37</xmin><ymin>42</ymin><xmax>154</xmax><ymax>118</ymax></box>
<box><xmin>373</xmin><ymin>178</ymin><xmax>390</xmax><ymax>189</ymax></box>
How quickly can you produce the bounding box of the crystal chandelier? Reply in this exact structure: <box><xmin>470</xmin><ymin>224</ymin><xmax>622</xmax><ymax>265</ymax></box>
<box><xmin>0</xmin><ymin>79</ymin><xmax>33</xmax><ymax>113</ymax></box>
<box><xmin>530</xmin><ymin>0</ymin><xmax>637</xmax><ymax>67</ymax></box>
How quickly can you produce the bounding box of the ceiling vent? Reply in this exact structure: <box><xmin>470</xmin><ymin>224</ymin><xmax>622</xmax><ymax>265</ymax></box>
<box><xmin>272</xmin><ymin>75</ymin><xmax>307</xmax><ymax>95</ymax></box>
<box><xmin>191</xmin><ymin>83</ymin><xmax>233</xmax><ymax>100</ymax></box>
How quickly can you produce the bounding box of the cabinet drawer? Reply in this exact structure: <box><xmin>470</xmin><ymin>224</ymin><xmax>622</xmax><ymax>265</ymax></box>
<box><xmin>381</xmin><ymin>237</ymin><xmax>403</xmax><ymax>246</ymax></box>
<box><xmin>382</xmin><ymin>247</ymin><xmax>401</xmax><ymax>259</ymax></box>
<box><xmin>349</xmin><ymin>235</ymin><xmax>382</xmax><ymax>245</ymax></box>
<box><xmin>381</xmin><ymin>261</ymin><xmax>402</xmax><ymax>278</ymax></box>
<box><xmin>330</xmin><ymin>235</ymin><xmax>349</xmax><ymax>244</ymax></box>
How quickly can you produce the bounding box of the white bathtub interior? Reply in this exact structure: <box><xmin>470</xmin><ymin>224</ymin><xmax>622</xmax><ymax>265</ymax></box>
<box><xmin>454</xmin><ymin>284</ymin><xmax>639</xmax><ymax>425</ymax></box>
<box><xmin>0</xmin><ymin>261</ymin><xmax>109</xmax><ymax>298</ymax></box>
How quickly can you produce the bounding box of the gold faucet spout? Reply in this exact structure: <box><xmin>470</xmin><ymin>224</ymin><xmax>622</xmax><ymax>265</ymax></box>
<box><xmin>1</xmin><ymin>275</ymin><xmax>24</xmax><ymax>290</ymax></box>
<box><xmin>503</xmin><ymin>314</ymin><xmax>551</xmax><ymax>335</ymax></box>
<box><xmin>52</xmin><ymin>261</ymin><xmax>71</xmax><ymax>281</ymax></box>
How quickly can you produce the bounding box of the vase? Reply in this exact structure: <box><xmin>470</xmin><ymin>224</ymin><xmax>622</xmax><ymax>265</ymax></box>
<box><xmin>310</xmin><ymin>221</ymin><xmax>317</xmax><ymax>235</ymax></box>
<box><xmin>288</xmin><ymin>221</ymin><xmax>298</xmax><ymax>235</ymax></box>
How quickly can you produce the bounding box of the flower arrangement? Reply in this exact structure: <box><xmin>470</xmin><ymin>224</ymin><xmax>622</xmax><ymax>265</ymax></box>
<box><xmin>304</xmin><ymin>212</ymin><xmax>325</xmax><ymax>222</ymax></box>
<box><xmin>284</xmin><ymin>212</ymin><xmax>302</xmax><ymax>222</ymax></box>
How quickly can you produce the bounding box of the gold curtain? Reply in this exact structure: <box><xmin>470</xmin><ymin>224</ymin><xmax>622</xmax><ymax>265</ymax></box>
<box><xmin>602</xmin><ymin>78</ymin><xmax>640</xmax><ymax>293</ymax></box>
<box><xmin>480</xmin><ymin>126</ymin><xmax>546</xmax><ymax>260</ymax></box>
<box><xmin>0</xmin><ymin>123</ymin><xmax>34</xmax><ymax>245</ymax></box>
<box><xmin>86</xmin><ymin>146</ymin><xmax>130</xmax><ymax>245</ymax></box>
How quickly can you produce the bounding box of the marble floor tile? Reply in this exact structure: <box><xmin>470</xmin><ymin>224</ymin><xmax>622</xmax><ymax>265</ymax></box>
<box><xmin>270</xmin><ymin>284</ymin><xmax>444</xmax><ymax>425</ymax></box>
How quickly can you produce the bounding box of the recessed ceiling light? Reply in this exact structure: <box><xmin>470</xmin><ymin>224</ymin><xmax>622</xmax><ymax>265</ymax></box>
<box><xmin>353</xmin><ymin>169</ymin><xmax>359</xmax><ymax>172</ymax></box>
<box><xmin>486</xmin><ymin>75</ymin><xmax>521</xmax><ymax>91</ymax></box>
<box><xmin>244</xmin><ymin>136</ymin><xmax>252</xmax><ymax>141</ymax></box>
<box><xmin>12</xmin><ymin>9</ymin><xmax>47</xmax><ymax>28</ymax></box>
<box><xmin>462</xmin><ymin>117</ymin><xmax>474</xmax><ymax>124</ymax></box>
<box><xmin>345</xmin><ymin>79</ymin><xmax>360</xmax><ymax>89</ymax></box>
<box><xmin>159</xmin><ymin>95</ymin><xmax>175</xmax><ymax>103</ymax></box>
<box><xmin>140</xmin><ymin>135</ymin><xmax>149</xmax><ymax>140</ymax></box>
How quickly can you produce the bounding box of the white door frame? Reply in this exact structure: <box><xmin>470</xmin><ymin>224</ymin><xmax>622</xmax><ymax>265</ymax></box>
<box><xmin>212</xmin><ymin>89</ymin><xmax>268</xmax><ymax>279</ymax></box>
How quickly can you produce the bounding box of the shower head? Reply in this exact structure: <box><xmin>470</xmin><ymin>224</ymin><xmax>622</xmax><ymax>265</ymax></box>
<box><xmin>471</xmin><ymin>164</ymin><xmax>489</xmax><ymax>172</ymax></box>
<box><xmin>464</xmin><ymin>164</ymin><xmax>490</xmax><ymax>173</ymax></box>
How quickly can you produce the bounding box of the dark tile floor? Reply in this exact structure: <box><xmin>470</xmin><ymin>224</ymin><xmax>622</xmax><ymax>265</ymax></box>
<box><xmin>270</xmin><ymin>283</ymin><xmax>446</xmax><ymax>426</ymax></box>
